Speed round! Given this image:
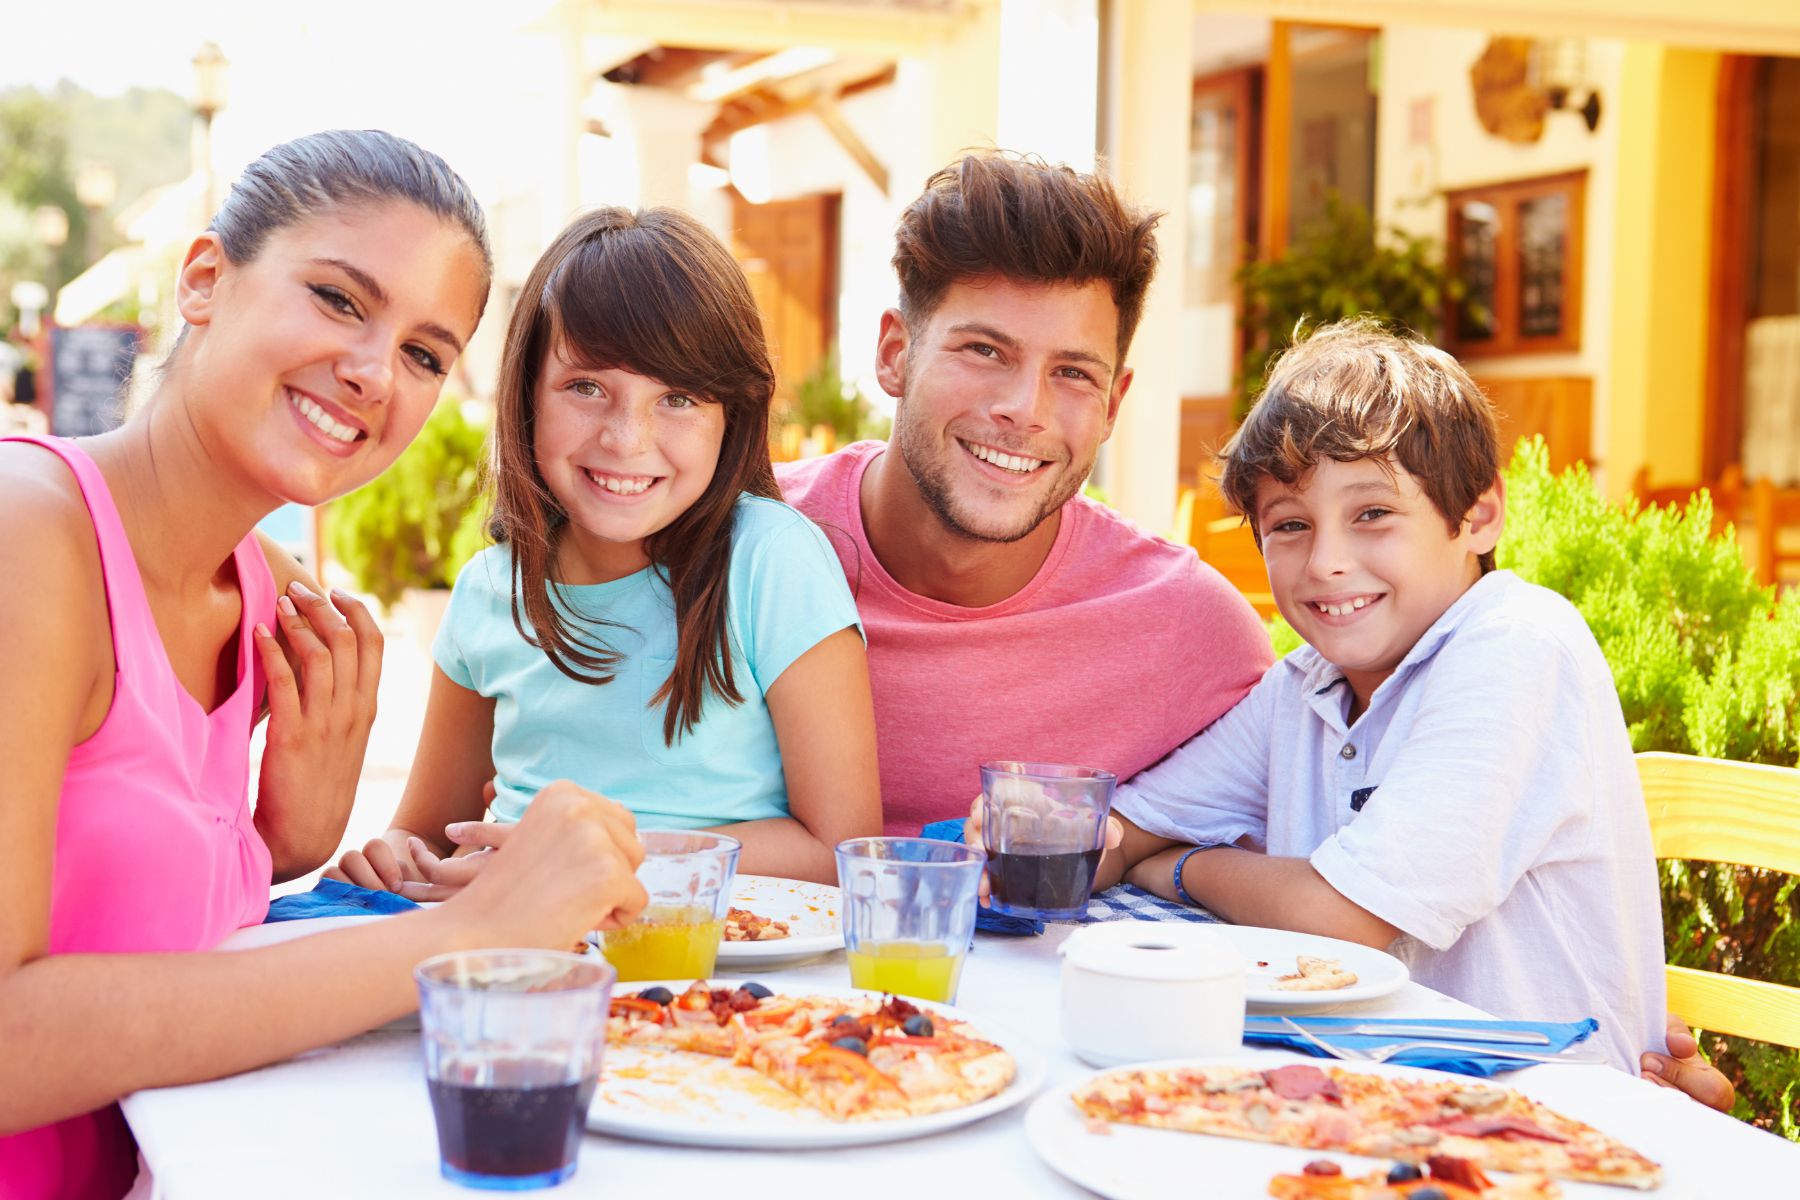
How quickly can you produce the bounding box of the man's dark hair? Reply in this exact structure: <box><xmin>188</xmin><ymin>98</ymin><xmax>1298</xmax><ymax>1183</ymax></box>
<box><xmin>892</xmin><ymin>151</ymin><xmax>1161</xmax><ymax>361</ymax></box>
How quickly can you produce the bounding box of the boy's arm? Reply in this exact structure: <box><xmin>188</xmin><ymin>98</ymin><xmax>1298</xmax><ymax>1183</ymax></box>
<box><xmin>1099</xmin><ymin>666</ymin><xmax>1279</xmax><ymax>886</ymax></box>
<box><xmin>1126</xmin><ymin>845</ymin><xmax>1401</xmax><ymax>948</ymax></box>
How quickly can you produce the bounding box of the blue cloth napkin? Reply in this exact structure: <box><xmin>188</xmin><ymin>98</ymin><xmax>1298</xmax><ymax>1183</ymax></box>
<box><xmin>264</xmin><ymin>878</ymin><xmax>421</xmax><ymax>924</ymax></box>
<box><xmin>1242</xmin><ymin>1015</ymin><xmax>1601</xmax><ymax>1077</ymax></box>
<box><xmin>920</xmin><ymin>820</ymin><xmax>1223</xmax><ymax>934</ymax></box>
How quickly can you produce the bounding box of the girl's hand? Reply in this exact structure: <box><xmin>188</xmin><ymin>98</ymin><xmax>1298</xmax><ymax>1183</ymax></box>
<box><xmin>253</xmin><ymin>582</ymin><xmax>383</xmax><ymax>881</ymax></box>
<box><xmin>394</xmin><ymin>821</ymin><xmax>512</xmax><ymax>901</ymax></box>
<box><xmin>326</xmin><ymin>830</ymin><xmax>418</xmax><ymax>893</ymax></box>
<box><xmin>444</xmin><ymin>781</ymin><xmax>648</xmax><ymax>947</ymax></box>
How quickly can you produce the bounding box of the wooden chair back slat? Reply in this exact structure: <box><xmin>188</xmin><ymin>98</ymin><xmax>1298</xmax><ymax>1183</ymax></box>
<box><xmin>1638</xmin><ymin>751</ymin><xmax>1800</xmax><ymax>1050</ymax></box>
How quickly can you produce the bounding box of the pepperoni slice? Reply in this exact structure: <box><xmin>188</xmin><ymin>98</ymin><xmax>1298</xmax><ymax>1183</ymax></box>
<box><xmin>1432</xmin><ymin>1115</ymin><xmax>1570</xmax><ymax>1143</ymax></box>
<box><xmin>1262</xmin><ymin>1064</ymin><xmax>1343</xmax><ymax>1102</ymax></box>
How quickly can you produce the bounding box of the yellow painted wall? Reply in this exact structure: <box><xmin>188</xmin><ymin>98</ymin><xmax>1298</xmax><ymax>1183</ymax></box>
<box><xmin>1605</xmin><ymin>45</ymin><xmax>1720</xmax><ymax>499</ymax></box>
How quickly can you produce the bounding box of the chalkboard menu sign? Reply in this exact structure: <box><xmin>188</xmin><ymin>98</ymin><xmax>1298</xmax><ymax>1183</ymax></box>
<box><xmin>47</xmin><ymin>324</ymin><xmax>139</xmax><ymax>437</ymax></box>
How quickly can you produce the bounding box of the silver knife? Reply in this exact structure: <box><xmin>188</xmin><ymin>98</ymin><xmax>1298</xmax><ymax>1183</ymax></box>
<box><xmin>1249</xmin><ymin>1020</ymin><xmax>1552</xmax><ymax>1046</ymax></box>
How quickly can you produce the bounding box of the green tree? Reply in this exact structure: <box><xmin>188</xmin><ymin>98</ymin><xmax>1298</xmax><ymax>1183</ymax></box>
<box><xmin>0</xmin><ymin>88</ymin><xmax>82</xmax><ymax>313</ymax></box>
<box><xmin>0</xmin><ymin>82</ymin><xmax>190</xmax><ymax>327</ymax></box>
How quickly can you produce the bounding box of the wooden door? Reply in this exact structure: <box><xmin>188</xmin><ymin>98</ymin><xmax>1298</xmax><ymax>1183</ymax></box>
<box><xmin>731</xmin><ymin>192</ymin><xmax>840</xmax><ymax>397</ymax></box>
<box><xmin>1180</xmin><ymin>66</ymin><xmax>1260</xmax><ymax>488</ymax></box>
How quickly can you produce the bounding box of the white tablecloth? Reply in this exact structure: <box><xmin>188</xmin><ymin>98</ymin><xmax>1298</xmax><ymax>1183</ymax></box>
<box><xmin>124</xmin><ymin>922</ymin><xmax>1797</xmax><ymax>1198</ymax></box>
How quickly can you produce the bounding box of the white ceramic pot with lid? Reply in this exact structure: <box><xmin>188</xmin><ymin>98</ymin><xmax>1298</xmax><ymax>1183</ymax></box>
<box><xmin>1058</xmin><ymin>921</ymin><xmax>1247</xmax><ymax>1066</ymax></box>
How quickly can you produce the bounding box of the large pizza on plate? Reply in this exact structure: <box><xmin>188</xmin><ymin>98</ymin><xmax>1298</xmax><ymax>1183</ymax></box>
<box><xmin>606</xmin><ymin>980</ymin><xmax>1015</xmax><ymax>1121</ymax></box>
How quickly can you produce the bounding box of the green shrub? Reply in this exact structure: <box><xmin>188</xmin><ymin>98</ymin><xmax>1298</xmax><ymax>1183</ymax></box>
<box><xmin>1500</xmin><ymin>438</ymin><xmax>1800</xmax><ymax>1138</ymax></box>
<box><xmin>783</xmin><ymin>352</ymin><xmax>890</xmax><ymax>445</ymax></box>
<box><xmin>326</xmin><ymin>400</ymin><xmax>490</xmax><ymax>609</ymax></box>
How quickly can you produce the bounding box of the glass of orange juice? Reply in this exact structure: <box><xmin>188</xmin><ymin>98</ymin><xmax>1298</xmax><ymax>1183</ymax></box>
<box><xmin>834</xmin><ymin>837</ymin><xmax>984</xmax><ymax>1003</ymax></box>
<box><xmin>601</xmin><ymin>831</ymin><xmax>740</xmax><ymax>982</ymax></box>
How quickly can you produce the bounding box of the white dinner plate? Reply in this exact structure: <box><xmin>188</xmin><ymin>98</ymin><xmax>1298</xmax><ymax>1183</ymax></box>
<box><xmin>712</xmin><ymin>874</ymin><xmax>843</xmax><ymax>969</ymax></box>
<box><xmin>587</xmin><ymin>982</ymin><xmax>1044</xmax><ymax>1149</ymax></box>
<box><xmin>1026</xmin><ymin>1053</ymin><xmax>1632</xmax><ymax>1200</ymax></box>
<box><xmin>1207</xmin><ymin>924</ymin><xmax>1409</xmax><ymax>1009</ymax></box>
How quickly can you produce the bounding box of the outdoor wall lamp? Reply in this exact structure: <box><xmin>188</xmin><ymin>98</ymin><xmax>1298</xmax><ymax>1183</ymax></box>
<box><xmin>1471</xmin><ymin>36</ymin><xmax>1601</xmax><ymax>144</ymax></box>
<box><xmin>1534</xmin><ymin>39</ymin><xmax>1602</xmax><ymax>133</ymax></box>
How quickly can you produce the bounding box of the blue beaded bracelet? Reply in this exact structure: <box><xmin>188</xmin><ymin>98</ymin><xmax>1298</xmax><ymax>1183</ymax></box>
<box><xmin>1172</xmin><ymin>844</ymin><xmax>1215</xmax><ymax>908</ymax></box>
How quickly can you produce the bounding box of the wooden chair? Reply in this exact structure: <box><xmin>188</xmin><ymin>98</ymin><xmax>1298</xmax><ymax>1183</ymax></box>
<box><xmin>1172</xmin><ymin>483</ymin><xmax>1276</xmax><ymax>618</ymax></box>
<box><xmin>1748</xmin><ymin>476</ymin><xmax>1800</xmax><ymax>589</ymax></box>
<box><xmin>1628</xmin><ymin>464</ymin><xmax>1742</xmax><ymax>540</ymax></box>
<box><xmin>1637</xmin><ymin>751</ymin><xmax>1800</xmax><ymax>1048</ymax></box>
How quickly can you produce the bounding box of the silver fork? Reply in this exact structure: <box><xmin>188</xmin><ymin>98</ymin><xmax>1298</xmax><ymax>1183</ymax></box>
<box><xmin>1277</xmin><ymin>1016</ymin><xmax>1607</xmax><ymax>1066</ymax></box>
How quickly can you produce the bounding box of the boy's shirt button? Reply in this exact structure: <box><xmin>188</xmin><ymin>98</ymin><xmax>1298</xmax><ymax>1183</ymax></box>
<box><xmin>1339</xmin><ymin>743</ymin><xmax>1357</xmax><ymax>760</ymax></box>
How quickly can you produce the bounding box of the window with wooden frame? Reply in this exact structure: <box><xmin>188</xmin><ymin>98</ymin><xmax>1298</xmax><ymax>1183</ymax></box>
<box><xmin>1446</xmin><ymin>170</ymin><xmax>1586</xmax><ymax>356</ymax></box>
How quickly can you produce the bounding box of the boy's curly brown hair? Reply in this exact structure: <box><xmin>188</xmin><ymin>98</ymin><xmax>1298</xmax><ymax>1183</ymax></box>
<box><xmin>1219</xmin><ymin>318</ymin><xmax>1502</xmax><ymax>573</ymax></box>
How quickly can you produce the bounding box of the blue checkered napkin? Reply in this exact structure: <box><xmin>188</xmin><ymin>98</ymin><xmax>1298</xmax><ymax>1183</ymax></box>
<box><xmin>1081</xmin><ymin>883</ymin><xmax>1221</xmax><ymax>924</ymax></box>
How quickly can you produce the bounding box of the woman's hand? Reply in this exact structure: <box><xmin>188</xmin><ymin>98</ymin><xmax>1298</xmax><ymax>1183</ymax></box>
<box><xmin>444</xmin><ymin>781</ymin><xmax>648</xmax><ymax>947</ymax></box>
<box><xmin>253</xmin><ymin>582</ymin><xmax>383</xmax><ymax>881</ymax></box>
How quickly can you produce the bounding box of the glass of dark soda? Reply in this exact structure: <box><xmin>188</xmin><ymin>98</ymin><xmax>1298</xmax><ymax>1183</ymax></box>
<box><xmin>415</xmin><ymin>950</ymin><xmax>615</xmax><ymax>1190</ymax></box>
<box><xmin>980</xmin><ymin>761</ymin><xmax>1118</xmax><ymax>922</ymax></box>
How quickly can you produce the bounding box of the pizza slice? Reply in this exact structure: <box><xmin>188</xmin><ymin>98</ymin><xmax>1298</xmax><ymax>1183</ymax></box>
<box><xmin>724</xmin><ymin>907</ymin><xmax>792</xmax><ymax>941</ymax></box>
<box><xmin>1072</xmin><ymin>1064</ymin><xmax>1660</xmax><ymax>1190</ymax></box>
<box><xmin>1274</xmin><ymin>955</ymin><xmax>1359</xmax><ymax>991</ymax></box>
<box><xmin>1269</xmin><ymin>1156</ymin><xmax>1562</xmax><ymax>1199</ymax></box>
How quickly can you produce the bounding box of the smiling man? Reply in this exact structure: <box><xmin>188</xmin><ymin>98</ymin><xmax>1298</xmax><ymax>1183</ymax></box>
<box><xmin>778</xmin><ymin>152</ymin><xmax>1273</xmax><ymax>834</ymax></box>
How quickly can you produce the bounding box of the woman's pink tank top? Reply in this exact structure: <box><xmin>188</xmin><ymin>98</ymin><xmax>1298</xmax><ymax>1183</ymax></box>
<box><xmin>0</xmin><ymin>436</ymin><xmax>276</xmax><ymax>1200</ymax></box>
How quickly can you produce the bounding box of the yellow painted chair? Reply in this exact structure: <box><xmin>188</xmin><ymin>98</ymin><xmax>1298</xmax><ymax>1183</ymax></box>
<box><xmin>1637</xmin><ymin>751</ymin><xmax>1800</xmax><ymax>1049</ymax></box>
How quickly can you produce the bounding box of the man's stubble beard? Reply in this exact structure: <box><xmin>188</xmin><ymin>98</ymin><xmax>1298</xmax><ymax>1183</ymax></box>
<box><xmin>890</xmin><ymin>365</ymin><xmax>1095</xmax><ymax>546</ymax></box>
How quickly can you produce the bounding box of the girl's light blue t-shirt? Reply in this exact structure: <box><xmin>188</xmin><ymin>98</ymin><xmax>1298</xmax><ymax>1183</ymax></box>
<box><xmin>432</xmin><ymin>495</ymin><xmax>862</xmax><ymax>829</ymax></box>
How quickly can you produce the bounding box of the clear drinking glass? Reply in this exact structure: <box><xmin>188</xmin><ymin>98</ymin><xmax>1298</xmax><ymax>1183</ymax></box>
<box><xmin>600</xmin><ymin>830</ymin><xmax>740</xmax><ymax>982</ymax></box>
<box><xmin>979</xmin><ymin>761</ymin><xmax>1117</xmax><ymax>922</ymax></box>
<box><xmin>415</xmin><ymin>950</ymin><xmax>615</xmax><ymax>1191</ymax></box>
<box><xmin>834</xmin><ymin>837</ymin><xmax>985</xmax><ymax>1003</ymax></box>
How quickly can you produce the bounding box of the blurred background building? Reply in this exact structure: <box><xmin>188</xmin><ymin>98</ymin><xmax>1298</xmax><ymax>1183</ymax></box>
<box><xmin>5</xmin><ymin>0</ymin><xmax>1799</xmax><ymax>592</ymax></box>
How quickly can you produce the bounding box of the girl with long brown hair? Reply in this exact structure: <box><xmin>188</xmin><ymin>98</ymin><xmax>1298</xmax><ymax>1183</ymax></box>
<box><xmin>335</xmin><ymin>207</ymin><xmax>879</xmax><ymax>887</ymax></box>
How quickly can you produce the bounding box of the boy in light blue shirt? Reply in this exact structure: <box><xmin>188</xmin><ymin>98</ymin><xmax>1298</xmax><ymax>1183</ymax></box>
<box><xmin>1094</xmin><ymin>320</ymin><xmax>1668</xmax><ymax>1073</ymax></box>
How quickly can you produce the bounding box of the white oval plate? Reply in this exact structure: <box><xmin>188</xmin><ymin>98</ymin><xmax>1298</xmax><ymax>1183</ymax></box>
<box><xmin>712</xmin><ymin>874</ymin><xmax>843</xmax><ymax>969</ymax></box>
<box><xmin>1207</xmin><ymin>924</ymin><xmax>1409</xmax><ymax>1009</ymax></box>
<box><xmin>588</xmin><ymin>981</ymin><xmax>1043</xmax><ymax>1149</ymax></box>
<box><xmin>1026</xmin><ymin>1053</ymin><xmax>1631</xmax><ymax>1200</ymax></box>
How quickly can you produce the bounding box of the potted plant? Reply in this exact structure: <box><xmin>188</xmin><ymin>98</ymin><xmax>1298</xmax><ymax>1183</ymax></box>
<box><xmin>1235</xmin><ymin>194</ymin><xmax>1466</xmax><ymax>420</ymax></box>
<box><xmin>326</xmin><ymin>398</ymin><xmax>490</xmax><ymax>648</ymax></box>
<box><xmin>773</xmin><ymin>351</ymin><xmax>890</xmax><ymax>459</ymax></box>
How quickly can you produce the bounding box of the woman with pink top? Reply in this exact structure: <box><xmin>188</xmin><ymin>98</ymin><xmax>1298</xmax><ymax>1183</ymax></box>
<box><xmin>0</xmin><ymin>130</ymin><xmax>649</xmax><ymax>1199</ymax></box>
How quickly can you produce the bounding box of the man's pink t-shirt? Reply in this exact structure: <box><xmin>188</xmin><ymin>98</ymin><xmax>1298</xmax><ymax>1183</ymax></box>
<box><xmin>778</xmin><ymin>441</ymin><xmax>1274</xmax><ymax>834</ymax></box>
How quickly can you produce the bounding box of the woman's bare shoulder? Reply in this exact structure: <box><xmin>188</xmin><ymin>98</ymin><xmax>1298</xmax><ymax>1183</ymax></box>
<box><xmin>0</xmin><ymin>444</ymin><xmax>112</xmax><ymax>631</ymax></box>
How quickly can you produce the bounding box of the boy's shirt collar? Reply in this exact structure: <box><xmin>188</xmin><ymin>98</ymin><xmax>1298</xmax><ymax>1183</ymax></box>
<box><xmin>1281</xmin><ymin>569</ymin><xmax>1520</xmax><ymax>727</ymax></box>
